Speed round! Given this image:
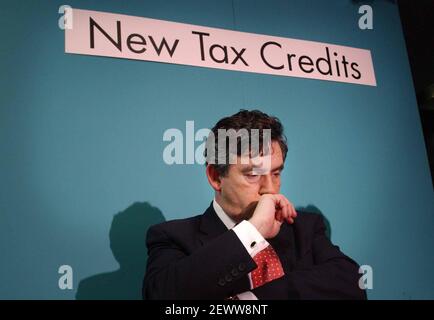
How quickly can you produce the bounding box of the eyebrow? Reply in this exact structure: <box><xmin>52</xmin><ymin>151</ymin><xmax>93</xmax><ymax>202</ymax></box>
<box><xmin>241</xmin><ymin>164</ymin><xmax>284</xmax><ymax>173</ymax></box>
<box><xmin>273</xmin><ymin>164</ymin><xmax>285</xmax><ymax>172</ymax></box>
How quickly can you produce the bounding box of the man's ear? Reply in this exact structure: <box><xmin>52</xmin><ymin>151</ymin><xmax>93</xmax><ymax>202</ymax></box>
<box><xmin>206</xmin><ymin>165</ymin><xmax>222</xmax><ymax>192</ymax></box>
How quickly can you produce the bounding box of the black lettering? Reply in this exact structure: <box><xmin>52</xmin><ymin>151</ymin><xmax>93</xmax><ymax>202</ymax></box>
<box><xmin>341</xmin><ymin>55</ymin><xmax>349</xmax><ymax>78</ymax></box>
<box><xmin>333</xmin><ymin>52</ymin><xmax>341</xmax><ymax>77</ymax></box>
<box><xmin>231</xmin><ymin>47</ymin><xmax>248</xmax><ymax>66</ymax></box>
<box><xmin>316</xmin><ymin>47</ymin><xmax>332</xmax><ymax>75</ymax></box>
<box><xmin>148</xmin><ymin>36</ymin><xmax>179</xmax><ymax>57</ymax></box>
<box><xmin>287</xmin><ymin>54</ymin><xmax>296</xmax><ymax>71</ymax></box>
<box><xmin>351</xmin><ymin>62</ymin><xmax>361</xmax><ymax>79</ymax></box>
<box><xmin>192</xmin><ymin>31</ymin><xmax>210</xmax><ymax>61</ymax></box>
<box><xmin>126</xmin><ymin>33</ymin><xmax>146</xmax><ymax>54</ymax></box>
<box><xmin>298</xmin><ymin>55</ymin><xmax>314</xmax><ymax>73</ymax></box>
<box><xmin>260</xmin><ymin>41</ymin><xmax>284</xmax><ymax>70</ymax></box>
<box><xmin>209</xmin><ymin>44</ymin><xmax>229</xmax><ymax>63</ymax></box>
<box><xmin>89</xmin><ymin>17</ymin><xmax>122</xmax><ymax>51</ymax></box>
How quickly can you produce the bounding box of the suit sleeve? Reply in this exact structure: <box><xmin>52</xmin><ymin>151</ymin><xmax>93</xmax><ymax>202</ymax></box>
<box><xmin>284</xmin><ymin>215</ymin><xmax>367</xmax><ymax>300</ymax></box>
<box><xmin>143</xmin><ymin>224</ymin><xmax>256</xmax><ymax>300</ymax></box>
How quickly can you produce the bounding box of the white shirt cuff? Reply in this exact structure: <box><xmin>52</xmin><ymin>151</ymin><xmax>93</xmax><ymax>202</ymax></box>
<box><xmin>232</xmin><ymin>220</ymin><xmax>269</xmax><ymax>257</ymax></box>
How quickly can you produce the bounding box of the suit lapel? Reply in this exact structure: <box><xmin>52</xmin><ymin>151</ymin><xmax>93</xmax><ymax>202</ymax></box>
<box><xmin>197</xmin><ymin>202</ymin><xmax>228</xmax><ymax>246</ymax></box>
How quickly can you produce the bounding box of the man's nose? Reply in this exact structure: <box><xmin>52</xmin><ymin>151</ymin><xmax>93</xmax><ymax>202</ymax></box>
<box><xmin>258</xmin><ymin>174</ymin><xmax>277</xmax><ymax>195</ymax></box>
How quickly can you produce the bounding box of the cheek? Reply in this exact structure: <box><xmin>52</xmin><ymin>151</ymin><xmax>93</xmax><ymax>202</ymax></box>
<box><xmin>221</xmin><ymin>177</ymin><xmax>243</xmax><ymax>196</ymax></box>
<box><xmin>270</xmin><ymin>176</ymin><xmax>281</xmax><ymax>191</ymax></box>
<box><xmin>243</xmin><ymin>181</ymin><xmax>262</xmax><ymax>197</ymax></box>
<box><xmin>231</xmin><ymin>178</ymin><xmax>259</xmax><ymax>197</ymax></box>
<box><xmin>275</xmin><ymin>176</ymin><xmax>281</xmax><ymax>186</ymax></box>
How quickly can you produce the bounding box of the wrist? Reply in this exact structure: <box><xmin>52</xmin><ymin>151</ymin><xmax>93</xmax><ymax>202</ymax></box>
<box><xmin>248</xmin><ymin>217</ymin><xmax>265</xmax><ymax>237</ymax></box>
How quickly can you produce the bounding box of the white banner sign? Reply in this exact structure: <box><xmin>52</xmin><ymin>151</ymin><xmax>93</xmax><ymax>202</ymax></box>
<box><xmin>65</xmin><ymin>8</ymin><xmax>376</xmax><ymax>86</ymax></box>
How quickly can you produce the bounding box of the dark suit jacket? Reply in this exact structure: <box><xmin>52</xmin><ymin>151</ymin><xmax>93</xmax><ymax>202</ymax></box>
<box><xmin>143</xmin><ymin>203</ymin><xmax>366</xmax><ymax>300</ymax></box>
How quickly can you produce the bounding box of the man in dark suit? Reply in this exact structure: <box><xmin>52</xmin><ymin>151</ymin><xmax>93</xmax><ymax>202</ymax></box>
<box><xmin>143</xmin><ymin>110</ymin><xmax>366</xmax><ymax>300</ymax></box>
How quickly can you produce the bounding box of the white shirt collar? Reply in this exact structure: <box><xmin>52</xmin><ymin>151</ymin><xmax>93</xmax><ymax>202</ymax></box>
<box><xmin>213</xmin><ymin>198</ymin><xmax>237</xmax><ymax>230</ymax></box>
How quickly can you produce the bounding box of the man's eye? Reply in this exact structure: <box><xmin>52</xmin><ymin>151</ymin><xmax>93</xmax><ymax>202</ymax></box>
<box><xmin>246</xmin><ymin>174</ymin><xmax>261</xmax><ymax>181</ymax></box>
<box><xmin>273</xmin><ymin>172</ymin><xmax>281</xmax><ymax>177</ymax></box>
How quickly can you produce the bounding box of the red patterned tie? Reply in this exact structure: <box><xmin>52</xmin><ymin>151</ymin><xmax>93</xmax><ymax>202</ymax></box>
<box><xmin>251</xmin><ymin>245</ymin><xmax>285</xmax><ymax>289</ymax></box>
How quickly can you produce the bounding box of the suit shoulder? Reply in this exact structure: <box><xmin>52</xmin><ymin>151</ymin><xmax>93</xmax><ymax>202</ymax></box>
<box><xmin>145</xmin><ymin>213</ymin><xmax>204</xmax><ymax>250</ymax></box>
<box><xmin>148</xmin><ymin>213</ymin><xmax>202</xmax><ymax>234</ymax></box>
<box><xmin>294</xmin><ymin>210</ymin><xmax>326</xmax><ymax>229</ymax></box>
<box><xmin>295</xmin><ymin>210</ymin><xmax>323</xmax><ymax>221</ymax></box>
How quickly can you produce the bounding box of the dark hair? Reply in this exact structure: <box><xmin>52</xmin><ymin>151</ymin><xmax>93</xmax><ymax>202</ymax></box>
<box><xmin>204</xmin><ymin>109</ymin><xmax>288</xmax><ymax>176</ymax></box>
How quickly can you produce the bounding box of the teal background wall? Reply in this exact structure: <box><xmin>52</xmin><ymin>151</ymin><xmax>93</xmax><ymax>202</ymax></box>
<box><xmin>1</xmin><ymin>0</ymin><xmax>433</xmax><ymax>299</ymax></box>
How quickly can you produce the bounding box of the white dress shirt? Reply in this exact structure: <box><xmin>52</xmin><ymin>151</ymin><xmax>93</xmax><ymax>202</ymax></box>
<box><xmin>212</xmin><ymin>198</ymin><xmax>270</xmax><ymax>300</ymax></box>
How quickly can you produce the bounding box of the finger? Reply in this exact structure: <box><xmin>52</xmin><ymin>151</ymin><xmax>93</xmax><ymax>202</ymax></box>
<box><xmin>274</xmin><ymin>195</ymin><xmax>296</xmax><ymax>223</ymax></box>
<box><xmin>282</xmin><ymin>201</ymin><xmax>295</xmax><ymax>223</ymax></box>
<box><xmin>280</xmin><ymin>195</ymin><xmax>297</xmax><ymax>218</ymax></box>
<box><xmin>289</xmin><ymin>202</ymin><xmax>297</xmax><ymax>218</ymax></box>
<box><xmin>273</xmin><ymin>196</ymin><xmax>285</xmax><ymax>215</ymax></box>
<box><xmin>286</xmin><ymin>211</ymin><xmax>294</xmax><ymax>224</ymax></box>
<box><xmin>274</xmin><ymin>195</ymin><xmax>290</xmax><ymax>223</ymax></box>
<box><xmin>286</xmin><ymin>207</ymin><xmax>294</xmax><ymax>224</ymax></box>
<box><xmin>280</xmin><ymin>203</ymin><xmax>288</xmax><ymax>222</ymax></box>
<box><xmin>276</xmin><ymin>195</ymin><xmax>289</xmax><ymax>212</ymax></box>
<box><xmin>277</xmin><ymin>196</ymin><xmax>290</xmax><ymax>220</ymax></box>
<box><xmin>275</xmin><ymin>206</ymin><xmax>283</xmax><ymax>222</ymax></box>
<box><xmin>284</xmin><ymin>204</ymin><xmax>294</xmax><ymax>224</ymax></box>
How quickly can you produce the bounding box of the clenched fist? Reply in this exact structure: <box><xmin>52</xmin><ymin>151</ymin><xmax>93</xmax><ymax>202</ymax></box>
<box><xmin>248</xmin><ymin>194</ymin><xmax>297</xmax><ymax>239</ymax></box>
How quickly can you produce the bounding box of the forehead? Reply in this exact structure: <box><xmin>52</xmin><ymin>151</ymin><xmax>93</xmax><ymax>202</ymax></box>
<box><xmin>235</xmin><ymin>141</ymin><xmax>284</xmax><ymax>173</ymax></box>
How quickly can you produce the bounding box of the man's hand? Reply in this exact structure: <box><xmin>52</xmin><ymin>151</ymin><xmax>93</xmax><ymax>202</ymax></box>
<box><xmin>248</xmin><ymin>194</ymin><xmax>297</xmax><ymax>239</ymax></box>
